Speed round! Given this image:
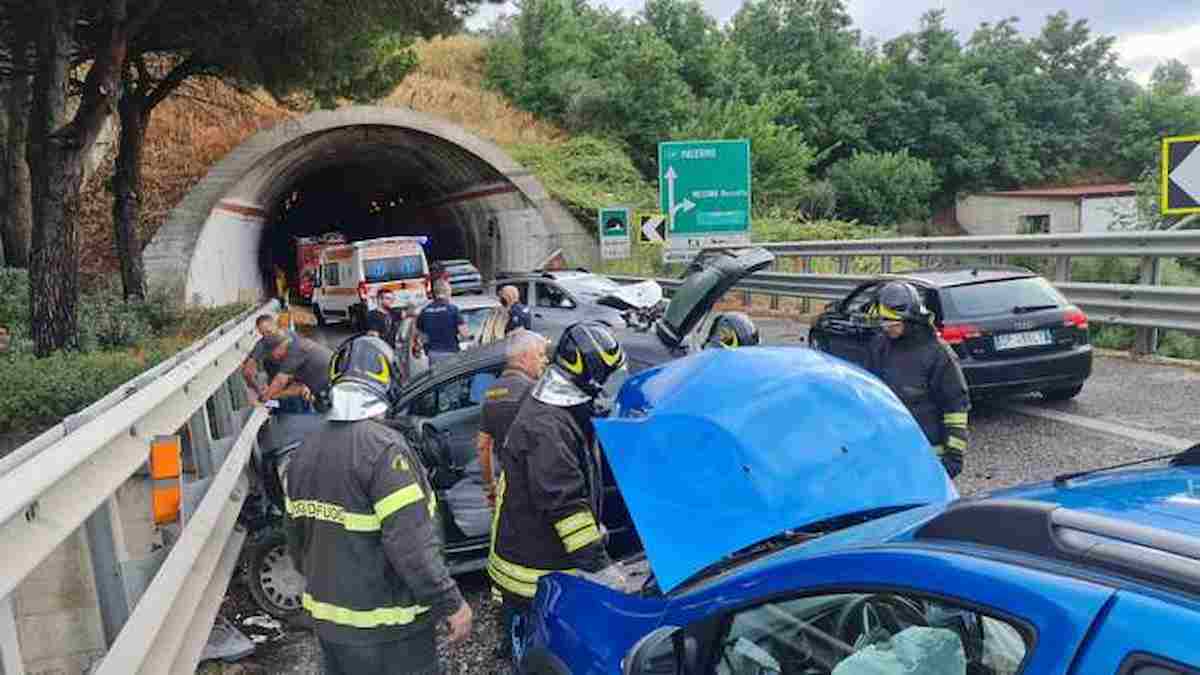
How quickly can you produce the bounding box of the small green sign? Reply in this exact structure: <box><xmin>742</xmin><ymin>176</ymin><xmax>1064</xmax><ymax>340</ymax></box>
<box><xmin>598</xmin><ymin>206</ymin><xmax>631</xmax><ymax>260</ymax></box>
<box><xmin>599</xmin><ymin>207</ymin><xmax>631</xmax><ymax>238</ymax></box>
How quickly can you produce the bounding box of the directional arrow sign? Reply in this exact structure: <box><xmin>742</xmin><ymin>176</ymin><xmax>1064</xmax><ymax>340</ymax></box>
<box><xmin>640</xmin><ymin>214</ymin><xmax>666</xmax><ymax>243</ymax></box>
<box><xmin>658</xmin><ymin>140</ymin><xmax>751</xmax><ymax>263</ymax></box>
<box><xmin>1163</xmin><ymin>135</ymin><xmax>1200</xmax><ymax>215</ymax></box>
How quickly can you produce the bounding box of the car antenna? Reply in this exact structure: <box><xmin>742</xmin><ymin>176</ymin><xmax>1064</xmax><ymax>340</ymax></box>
<box><xmin>1053</xmin><ymin>443</ymin><xmax>1200</xmax><ymax>485</ymax></box>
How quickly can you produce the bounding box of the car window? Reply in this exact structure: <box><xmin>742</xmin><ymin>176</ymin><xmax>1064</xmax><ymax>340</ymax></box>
<box><xmin>713</xmin><ymin>591</ymin><xmax>1029</xmax><ymax>675</ymax></box>
<box><xmin>536</xmin><ymin>282</ymin><xmax>576</xmax><ymax>309</ymax></box>
<box><xmin>410</xmin><ymin>371</ymin><xmax>499</xmax><ymax>417</ymax></box>
<box><xmin>941</xmin><ymin>277</ymin><xmax>1065</xmax><ymax>320</ymax></box>
<box><xmin>324</xmin><ymin>263</ymin><xmax>340</xmax><ymax>287</ymax></box>
<box><xmin>461</xmin><ymin>308</ymin><xmax>493</xmax><ymax>338</ymax></box>
<box><xmin>842</xmin><ymin>284</ymin><xmax>881</xmax><ymax>315</ymax></box>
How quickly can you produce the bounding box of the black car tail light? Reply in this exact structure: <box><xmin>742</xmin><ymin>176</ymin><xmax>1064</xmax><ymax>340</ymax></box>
<box><xmin>938</xmin><ymin>324</ymin><xmax>982</xmax><ymax>345</ymax></box>
<box><xmin>1063</xmin><ymin>307</ymin><xmax>1088</xmax><ymax>330</ymax></box>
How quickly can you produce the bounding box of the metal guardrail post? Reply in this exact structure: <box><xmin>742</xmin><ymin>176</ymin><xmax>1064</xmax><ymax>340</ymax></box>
<box><xmin>1054</xmin><ymin>256</ymin><xmax>1072</xmax><ymax>283</ymax></box>
<box><xmin>880</xmin><ymin>255</ymin><xmax>893</xmax><ymax>274</ymax></box>
<box><xmin>837</xmin><ymin>255</ymin><xmax>851</xmax><ymax>274</ymax></box>
<box><xmin>0</xmin><ymin>594</ymin><xmax>21</xmax><ymax>675</ymax></box>
<box><xmin>1134</xmin><ymin>257</ymin><xmax>1163</xmax><ymax>355</ymax></box>
<box><xmin>85</xmin><ymin>498</ymin><xmax>132</xmax><ymax>647</ymax></box>
<box><xmin>211</xmin><ymin>379</ymin><xmax>236</xmax><ymax>440</ymax></box>
<box><xmin>186</xmin><ymin>410</ymin><xmax>214</xmax><ymax>478</ymax></box>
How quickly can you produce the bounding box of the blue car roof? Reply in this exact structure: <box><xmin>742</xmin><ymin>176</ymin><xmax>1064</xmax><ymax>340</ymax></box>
<box><xmin>595</xmin><ymin>347</ymin><xmax>958</xmax><ymax>593</ymax></box>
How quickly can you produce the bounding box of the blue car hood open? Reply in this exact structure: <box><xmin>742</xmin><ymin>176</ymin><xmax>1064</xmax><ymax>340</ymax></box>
<box><xmin>594</xmin><ymin>347</ymin><xmax>958</xmax><ymax>593</ymax></box>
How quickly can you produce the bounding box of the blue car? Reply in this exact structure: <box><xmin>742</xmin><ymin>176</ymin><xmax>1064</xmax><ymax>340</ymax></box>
<box><xmin>521</xmin><ymin>347</ymin><xmax>1200</xmax><ymax>675</ymax></box>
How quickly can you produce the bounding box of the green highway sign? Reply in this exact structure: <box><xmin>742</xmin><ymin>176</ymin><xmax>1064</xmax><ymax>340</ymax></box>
<box><xmin>658</xmin><ymin>139</ymin><xmax>751</xmax><ymax>261</ymax></box>
<box><xmin>598</xmin><ymin>206</ymin><xmax>631</xmax><ymax>260</ymax></box>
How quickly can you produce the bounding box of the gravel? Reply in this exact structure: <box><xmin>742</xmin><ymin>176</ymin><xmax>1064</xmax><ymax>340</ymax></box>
<box><xmin>201</xmin><ymin>316</ymin><xmax>1196</xmax><ymax>673</ymax></box>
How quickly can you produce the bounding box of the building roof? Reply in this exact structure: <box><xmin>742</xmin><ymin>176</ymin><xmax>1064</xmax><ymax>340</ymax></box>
<box><xmin>976</xmin><ymin>183</ymin><xmax>1135</xmax><ymax>199</ymax></box>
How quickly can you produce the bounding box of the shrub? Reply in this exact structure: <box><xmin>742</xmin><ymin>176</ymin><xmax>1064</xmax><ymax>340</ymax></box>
<box><xmin>0</xmin><ymin>347</ymin><xmax>171</xmax><ymax>433</ymax></box>
<box><xmin>828</xmin><ymin>151</ymin><xmax>939</xmax><ymax>227</ymax></box>
<box><xmin>77</xmin><ymin>282</ymin><xmax>154</xmax><ymax>351</ymax></box>
<box><xmin>0</xmin><ymin>268</ymin><xmax>31</xmax><ymax>353</ymax></box>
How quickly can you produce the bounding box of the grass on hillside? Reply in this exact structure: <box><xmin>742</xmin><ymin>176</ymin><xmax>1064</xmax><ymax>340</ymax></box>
<box><xmin>386</xmin><ymin>36</ymin><xmax>565</xmax><ymax>147</ymax></box>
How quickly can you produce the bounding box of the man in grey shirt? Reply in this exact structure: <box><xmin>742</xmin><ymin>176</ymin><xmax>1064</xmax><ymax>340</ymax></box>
<box><xmin>259</xmin><ymin>333</ymin><xmax>335</xmax><ymax>411</ymax></box>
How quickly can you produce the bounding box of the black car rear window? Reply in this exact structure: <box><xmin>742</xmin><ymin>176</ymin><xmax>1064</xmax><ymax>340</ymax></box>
<box><xmin>941</xmin><ymin>277</ymin><xmax>1065</xmax><ymax>319</ymax></box>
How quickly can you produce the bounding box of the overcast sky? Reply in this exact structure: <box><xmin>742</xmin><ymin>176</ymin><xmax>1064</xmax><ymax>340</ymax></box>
<box><xmin>467</xmin><ymin>1</ymin><xmax>1200</xmax><ymax>84</ymax></box>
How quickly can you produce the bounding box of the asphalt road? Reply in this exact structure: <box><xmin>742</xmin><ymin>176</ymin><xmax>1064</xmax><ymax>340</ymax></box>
<box><xmin>208</xmin><ymin>316</ymin><xmax>1198</xmax><ymax>674</ymax></box>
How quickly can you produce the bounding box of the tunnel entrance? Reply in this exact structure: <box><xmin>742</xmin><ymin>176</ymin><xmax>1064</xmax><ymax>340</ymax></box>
<box><xmin>144</xmin><ymin>107</ymin><xmax>594</xmax><ymax>306</ymax></box>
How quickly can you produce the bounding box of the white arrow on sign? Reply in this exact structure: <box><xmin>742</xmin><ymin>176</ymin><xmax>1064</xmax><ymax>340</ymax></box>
<box><xmin>642</xmin><ymin>216</ymin><xmax>665</xmax><ymax>243</ymax></box>
<box><xmin>670</xmin><ymin>199</ymin><xmax>695</xmax><ymax>229</ymax></box>
<box><xmin>664</xmin><ymin>166</ymin><xmax>678</xmax><ymax>229</ymax></box>
<box><xmin>1170</xmin><ymin>145</ymin><xmax>1200</xmax><ymax>202</ymax></box>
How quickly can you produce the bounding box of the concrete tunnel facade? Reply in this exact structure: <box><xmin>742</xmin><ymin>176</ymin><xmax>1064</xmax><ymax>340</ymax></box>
<box><xmin>143</xmin><ymin>106</ymin><xmax>597</xmax><ymax>306</ymax></box>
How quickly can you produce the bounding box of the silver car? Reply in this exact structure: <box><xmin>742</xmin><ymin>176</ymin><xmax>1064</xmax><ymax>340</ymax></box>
<box><xmin>494</xmin><ymin>271</ymin><xmax>628</xmax><ymax>332</ymax></box>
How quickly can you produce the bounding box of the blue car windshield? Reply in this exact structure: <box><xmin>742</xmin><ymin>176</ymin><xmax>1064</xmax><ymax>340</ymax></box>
<box><xmin>364</xmin><ymin>255</ymin><xmax>425</xmax><ymax>282</ymax></box>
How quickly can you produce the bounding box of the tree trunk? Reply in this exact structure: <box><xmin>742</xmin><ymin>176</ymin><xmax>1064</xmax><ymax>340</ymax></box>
<box><xmin>3</xmin><ymin>39</ymin><xmax>34</xmax><ymax>268</ymax></box>
<box><xmin>113</xmin><ymin>93</ymin><xmax>147</xmax><ymax>300</ymax></box>
<box><xmin>27</xmin><ymin>0</ymin><xmax>80</xmax><ymax>354</ymax></box>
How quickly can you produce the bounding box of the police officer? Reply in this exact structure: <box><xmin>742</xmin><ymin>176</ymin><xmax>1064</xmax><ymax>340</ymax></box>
<box><xmin>865</xmin><ymin>281</ymin><xmax>970</xmax><ymax>478</ymax></box>
<box><xmin>478</xmin><ymin>330</ymin><xmax>548</xmax><ymax>507</ymax></box>
<box><xmin>286</xmin><ymin>336</ymin><xmax>472</xmax><ymax>675</ymax></box>
<box><xmin>488</xmin><ymin>322</ymin><xmax>627</xmax><ymax>665</ymax></box>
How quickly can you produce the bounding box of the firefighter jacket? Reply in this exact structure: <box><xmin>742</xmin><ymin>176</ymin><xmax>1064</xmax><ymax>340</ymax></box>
<box><xmin>865</xmin><ymin>325</ymin><xmax>970</xmax><ymax>467</ymax></box>
<box><xmin>488</xmin><ymin>399</ymin><xmax>611</xmax><ymax>601</ymax></box>
<box><xmin>286</xmin><ymin>418</ymin><xmax>463</xmax><ymax>645</ymax></box>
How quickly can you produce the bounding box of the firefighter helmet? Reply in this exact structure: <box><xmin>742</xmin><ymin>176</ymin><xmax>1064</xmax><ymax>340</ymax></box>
<box><xmin>876</xmin><ymin>281</ymin><xmax>930</xmax><ymax>323</ymax></box>
<box><xmin>551</xmin><ymin>321</ymin><xmax>626</xmax><ymax>397</ymax></box>
<box><xmin>327</xmin><ymin>335</ymin><xmax>398</xmax><ymax>421</ymax></box>
<box><xmin>705</xmin><ymin>312</ymin><xmax>760</xmax><ymax>348</ymax></box>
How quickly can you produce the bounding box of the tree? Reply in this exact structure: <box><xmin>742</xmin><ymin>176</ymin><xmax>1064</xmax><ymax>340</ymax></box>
<box><xmin>827</xmin><ymin>150</ymin><xmax>938</xmax><ymax>226</ymax></box>
<box><xmin>1151</xmin><ymin>58</ymin><xmax>1194</xmax><ymax>97</ymax></box>
<box><xmin>643</xmin><ymin>0</ymin><xmax>722</xmax><ymax>99</ymax></box>
<box><xmin>0</xmin><ymin>8</ymin><xmax>34</xmax><ymax>268</ymax></box>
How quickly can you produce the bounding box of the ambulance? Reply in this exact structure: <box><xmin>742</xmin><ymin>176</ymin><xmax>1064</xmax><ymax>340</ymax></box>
<box><xmin>311</xmin><ymin>236</ymin><xmax>431</xmax><ymax>328</ymax></box>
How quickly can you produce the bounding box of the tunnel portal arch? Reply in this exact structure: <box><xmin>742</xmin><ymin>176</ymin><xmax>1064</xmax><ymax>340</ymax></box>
<box><xmin>144</xmin><ymin>106</ymin><xmax>595</xmax><ymax>306</ymax></box>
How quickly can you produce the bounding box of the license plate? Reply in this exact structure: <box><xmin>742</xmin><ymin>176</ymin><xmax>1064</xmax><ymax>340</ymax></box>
<box><xmin>994</xmin><ymin>329</ymin><xmax>1052</xmax><ymax>350</ymax></box>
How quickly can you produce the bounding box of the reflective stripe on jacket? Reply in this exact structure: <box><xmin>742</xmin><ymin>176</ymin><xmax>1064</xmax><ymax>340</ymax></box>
<box><xmin>286</xmin><ymin>418</ymin><xmax>462</xmax><ymax>645</ymax></box>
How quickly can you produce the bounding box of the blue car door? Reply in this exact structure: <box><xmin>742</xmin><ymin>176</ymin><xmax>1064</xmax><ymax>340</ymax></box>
<box><xmin>1066</xmin><ymin>589</ymin><xmax>1200</xmax><ymax>674</ymax></box>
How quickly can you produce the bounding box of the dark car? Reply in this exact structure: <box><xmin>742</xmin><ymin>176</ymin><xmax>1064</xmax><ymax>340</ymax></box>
<box><xmin>241</xmin><ymin>247</ymin><xmax>775</xmax><ymax>622</ymax></box>
<box><xmin>438</xmin><ymin>258</ymin><xmax>483</xmax><ymax>295</ymax></box>
<box><xmin>808</xmin><ymin>266</ymin><xmax>1093</xmax><ymax>400</ymax></box>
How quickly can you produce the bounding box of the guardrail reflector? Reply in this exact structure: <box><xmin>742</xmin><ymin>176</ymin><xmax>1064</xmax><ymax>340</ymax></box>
<box><xmin>151</xmin><ymin>435</ymin><xmax>182</xmax><ymax>524</ymax></box>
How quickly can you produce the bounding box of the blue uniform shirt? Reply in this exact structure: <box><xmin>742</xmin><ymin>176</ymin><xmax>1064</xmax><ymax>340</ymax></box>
<box><xmin>506</xmin><ymin>302</ymin><xmax>532</xmax><ymax>334</ymax></box>
<box><xmin>418</xmin><ymin>300</ymin><xmax>464</xmax><ymax>353</ymax></box>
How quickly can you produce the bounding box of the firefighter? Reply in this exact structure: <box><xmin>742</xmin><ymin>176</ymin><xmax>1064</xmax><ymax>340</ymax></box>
<box><xmin>865</xmin><ymin>281</ymin><xmax>970</xmax><ymax>478</ymax></box>
<box><xmin>286</xmin><ymin>335</ymin><xmax>472</xmax><ymax>675</ymax></box>
<box><xmin>478</xmin><ymin>329</ymin><xmax>548</xmax><ymax>508</ymax></box>
<box><xmin>488</xmin><ymin>322</ymin><xmax>628</xmax><ymax>665</ymax></box>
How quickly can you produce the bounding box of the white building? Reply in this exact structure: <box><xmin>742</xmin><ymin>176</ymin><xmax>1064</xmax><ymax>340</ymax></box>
<box><xmin>956</xmin><ymin>184</ymin><xmax>1139</xmax><ymax>235</ymax></box>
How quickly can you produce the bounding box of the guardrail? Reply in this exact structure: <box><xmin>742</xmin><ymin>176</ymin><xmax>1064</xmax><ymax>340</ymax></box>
<box><xmin>0</xmin><ymin>300</ymin><xmax>277</xmax><ymax>675</ymax></box>
<box><xmin>613</xmin><ymin>231</ymin><xmax>1200</xmax><ymax>353</ymax></box>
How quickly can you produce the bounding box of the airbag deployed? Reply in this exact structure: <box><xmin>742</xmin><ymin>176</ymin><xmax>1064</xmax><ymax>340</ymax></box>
<box><xmin>832</xmin><ymin>627</ymin><xmax>966</xmax><ymax>675</ymax></box>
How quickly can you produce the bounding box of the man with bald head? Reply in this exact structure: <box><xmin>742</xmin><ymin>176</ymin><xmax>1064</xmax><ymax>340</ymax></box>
<box><xmin>477</xmin><ymin>330</ymin><xmax>547</xmax><ymax>507</ymax></box>
<box><xmin>499</xmin><ymin>285</ymin><xmax>532</xmax><ymax>335</ymax></box>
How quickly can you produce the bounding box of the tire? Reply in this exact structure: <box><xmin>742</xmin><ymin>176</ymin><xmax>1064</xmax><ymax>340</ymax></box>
<box><xmin>1041</xmin><ymin>383</ymin><xmax>1084</xmax><ymax>401</ymax></box>
<box><xmin>313</xmin><ymin>305</ymin><xmax>328</xmax><ymax>328</ymax></box>
<box><xmin>244</xmin><ymin>528</ymin><xmax>311</xmax><ymax>628</ymax></box>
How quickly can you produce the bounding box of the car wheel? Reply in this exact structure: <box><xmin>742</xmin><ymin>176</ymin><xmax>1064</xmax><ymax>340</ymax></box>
<box><xmin>244</xmin><ymin>528</ymin><xmax>311</xmax><ymax>628</ymax></box>
<box><xmin>1041</xmin><ymin>383</ymin><xmax>1084</xmax><ymax>401</ymax></box>
<box><xmin>313</xmin><ymin>305</ymin><xmax>328</xmax><ymax>328</ymax></box>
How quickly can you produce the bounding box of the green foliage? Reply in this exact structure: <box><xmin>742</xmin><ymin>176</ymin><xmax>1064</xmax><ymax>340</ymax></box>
<box><xmin>0</xmin><ymin>347</ymin><xmax>175</xmax><ymax>433</ymax></box>
<box><xmin>827</xmin><ymin>151</ymin><xmax>938</xmax><ymax>226</ymax></box>
<box><xmin>505</xmin><ymin>136</ymin><xmax>657</xmax><ymax>224</ymax></box>
<box><xmin>674</xmin><ymin>93</ymin><xmax>816</xmax><ymax>213</ymax></box>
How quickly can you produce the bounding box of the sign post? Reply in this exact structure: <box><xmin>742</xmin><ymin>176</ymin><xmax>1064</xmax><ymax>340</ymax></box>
<box><xmin>1163</xmin><ymin>135</ymin><xmax>1200</xmax><ymax>215</ymax></box>
<box><xmin>658</xmin><ymin>139</ymin><xmax>752</xmax><ymax>263</ymax></box>
<box><xmin>598</xmin><ymin>206</ymin><xmax>632</xmax><ymax>260</ymax></box>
